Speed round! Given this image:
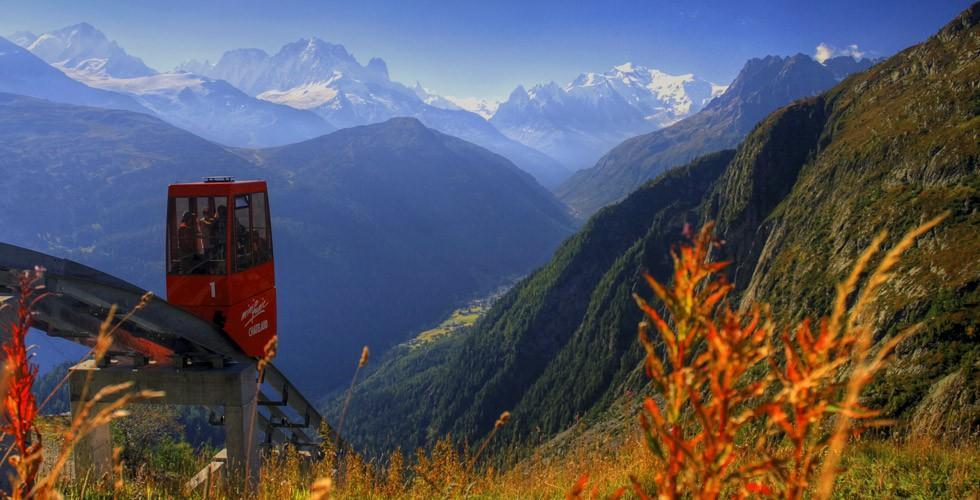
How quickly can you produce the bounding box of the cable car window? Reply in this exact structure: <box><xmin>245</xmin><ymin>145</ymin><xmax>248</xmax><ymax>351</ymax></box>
<box><xmin>232</xmin><ymin>192</ymin><xmax>272</xmax><ymax>272</ymax></box>
<box><xmin>234</xmin><ymin>195</ymin><xmax>253</xmax><ymax>271</ymax></box>
<box><xmin>251</xmin><ymin>192</ymin><xmax>272</xmax><ymax>264</ymax></box>
<box><xmin>167</xmin><ymin>196</ymin><xmax>228</xmax><ymax>275</ymax></box>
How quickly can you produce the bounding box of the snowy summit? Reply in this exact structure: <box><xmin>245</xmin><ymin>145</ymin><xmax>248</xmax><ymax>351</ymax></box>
<box><xmin>489</xmin><ymin>62</ymin><xmax>727</xmax><ymax>169</ymax></box>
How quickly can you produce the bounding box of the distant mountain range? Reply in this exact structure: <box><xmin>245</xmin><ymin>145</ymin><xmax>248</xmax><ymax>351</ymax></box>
<box><xmin>0</xmin><ymin>94</ymin><xmax>575</xmax><ymax>396</ymax></box>
<box><xmin>0</xmin><ymin>36</ymin><xmax>148</xmax><ymax>114</ymax></box>
<box><xmin>4</xmin><ymin>22</ymin><xmax>878</xmax><ymax>191</ymax></box>
<box><xmin>556</xmin><ymin>53</ymin><xmax>874</xmax><ymax>217</ymax></box>
<box><xmin>21</xmin><ymin>22</ymin><xmax>155</xmax><ymax>78</ymax></box>
<box><xmin>8</xmin><ymin>25</ymin><xmax>335</xmax><ymax>148</ymax></box>
<box><xmin>491</xmin><ymin>63</ymin><xmax>727</xmax><ymax>169</ymax></box>
<box><xmin>333</xmin><ymin>5</ymin><xmax>979</xmax><ymax>455</ymax></box>
<box><xmin>65</xmin><ymin>71</ymin><xmax>336</xmax><ymax>149</ymax></box>
<box><xmin>180</xmin><ymin>38</ymin><xmax>572</xmax><ymax>187</ymax></box>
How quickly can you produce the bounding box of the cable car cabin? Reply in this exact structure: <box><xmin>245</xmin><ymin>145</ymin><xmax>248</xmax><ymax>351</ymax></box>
<box><xmin>166</xmin><ymin>177</ymin><xmax>276</xmax><ymax>357</ymax></box>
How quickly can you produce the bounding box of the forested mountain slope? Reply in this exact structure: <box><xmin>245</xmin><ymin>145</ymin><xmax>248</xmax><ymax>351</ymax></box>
<box><xmin>336</xmin><ymin>4</ymin><xmax>979</xmax><ymax>455</ymax></box>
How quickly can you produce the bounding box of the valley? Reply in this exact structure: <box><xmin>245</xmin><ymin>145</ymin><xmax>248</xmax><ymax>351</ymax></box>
<box><xmin>332</xmin><ymin>1</ymin><xmax>979</xmax><ymax>467</ymax></box>
<box><xmin>0</xmin><ymin>2</ymin><xmax>977</xmax><ymax>498</ymax></box>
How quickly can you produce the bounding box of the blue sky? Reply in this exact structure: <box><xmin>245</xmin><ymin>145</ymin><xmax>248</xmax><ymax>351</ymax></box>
<box><xmin>0</xmin><ymin>0</ymin><xmax>973</xmax><ymax>100</ymax></box>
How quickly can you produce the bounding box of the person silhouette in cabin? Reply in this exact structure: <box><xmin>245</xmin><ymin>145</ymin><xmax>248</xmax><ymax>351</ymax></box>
<box><xmin>212</xmin><ymin>204</ymin><xmax>228</xmax><ymax>272</ymax></box>
<box><xmin>199</xmin><ymin>207</ymin><xmax>216</xmax><ymax>269</ymax></box>
<box><xmin>177</xmin><ymin>211</ymin><xmax>202</xmax><ymax>273</ymax></box>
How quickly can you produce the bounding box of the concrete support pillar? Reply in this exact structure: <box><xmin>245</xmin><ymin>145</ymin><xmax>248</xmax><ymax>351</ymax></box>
<box><xmin>69</xmin><ymin>400</ymin><xmax>113</xmax><ymax>482</ymax></box>
<box><xmin>68</xmin><ymin>360</ymin><xmax>260</xmax><ymax>488</ymax></box>
<box><xmin>224</xmin><ymin>399</ymin><xmax>259</xmax><ymax>485</ymax></box>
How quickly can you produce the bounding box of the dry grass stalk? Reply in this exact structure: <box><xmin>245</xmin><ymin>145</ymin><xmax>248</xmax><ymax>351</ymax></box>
<box><xmin>36</xmin><ymin>291</ymin><xmax>154</xmax><ymax>416</ymax></box>
<box><xmin>244</xmin><ymin>334</ymin><xmax>279</xmax><ymax>489</ymax></box>
<box><xmin>0</xmin><ymin>280</ymin><xmax>161</xmax><ymax>498</ymax></box>
<box><xmin>30</xmin><ymin>340</ymin><xmax>164</xmax><ymax>497</ymax></box>
<box><xmin>412</xmin><ymin>436</ymin><xmax>469</xmax><ymax>497</ymax></box>
<box><xmin>335</xmin><ymin>346</ymin><xmax>369</xmax><ymax>459</ymax></box>
<box><xmin>310</xmin><ymin>476</ymin><xmax>332</xmax><ymax>499</ymax></box>
<box><xmin>381</xmin><ymin>448</ymin><xmax>406</xmax><ymax>498</ymax></box>
<box><xmin>567</xmin><ymin>474</ymin><xmax>625</xmax><ymax>500</ymax></box>
<box><xmin>111</xmin><ymin>446</ymin><xmax>124</xmax><ymax>498</ymax></box>
<box><xmin>467</xmin><ymin>411</ymin><xmax>510</xmax><ymax>473</ymax></box>
<box><xmin>812</xmin><ymin>213</ymin><xmax>947</xmax><ymax>499</ymax></box>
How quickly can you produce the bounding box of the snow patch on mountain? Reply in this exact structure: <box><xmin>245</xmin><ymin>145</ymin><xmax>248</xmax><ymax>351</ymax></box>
<box><xmin>179</xmin><ymin>38</ymin><xmax>375</xmax><ymax>97</ymax></box>
<box><xmin>411</xmin><ymin>82</ymin><xmax>462</xmax><ymax>111</ymax></box>
<box><xmin>443</xmin><ymin>96</ymin><xmax>499</xmax><ymax>120</ymax></box>
<box><xmin>6</xmin><ymin>31</ymin><xmax>37</xmax><ymax>47</ymax></box>
<box><xmin>259</xmin><ymin>79</ymin><xmax>342</xmax><ymax>110</ymax></box>
<box><xmin>573</xmin><ymin>63</ymin><xmax>725</xmax><ymax>126</ymax></box>
<box><xmin>12</xmin><ymin>23</ymin><xmax>335</xmax><ymax>148</ymax></box>
<box><xmin>0</xmin><ymin>35</ymin><xmax>149</xmax><ymax>114</ymax></box>
<box><xmin>19</xmin><ymin>23</ymin><xmax>156</xmax><ymax>78</ymax></box>
<box><xmin>407</xmin><ymin>82</ymin><xmax>500</xmax><ymax>120</ymax></box>
<box><xmin>65</xmin><ymin>68</ymin><xmax>335</xmax><ymax>147</ymax></box>
<box><xmin>490</xmin><ymin>62</ymin><xmax>727</xmax><ymax>169</ymax></box>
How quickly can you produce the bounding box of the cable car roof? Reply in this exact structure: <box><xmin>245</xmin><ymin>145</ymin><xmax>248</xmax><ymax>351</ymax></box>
<box><xmin>168</xmin><ymin>179</ymin><xmax>267</xmax><ymax>196</ymax></box>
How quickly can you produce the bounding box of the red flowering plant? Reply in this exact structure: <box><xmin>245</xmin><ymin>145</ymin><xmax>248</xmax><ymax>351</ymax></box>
<box><xmin>1</xmin><ymin>267</ymin><xmax>49</xmax><ymax>497</ymax></box>
<box><xmin>626</xmin><ymin>216</ymin><xmax>943</xmax><ymax>499</ymax></box>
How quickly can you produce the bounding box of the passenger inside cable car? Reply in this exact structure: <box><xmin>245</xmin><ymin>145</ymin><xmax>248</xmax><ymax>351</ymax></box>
<box><xmin>168</xmin><ymin>196</ymin><xmax>229</xmax><ymax>275</ymax></box>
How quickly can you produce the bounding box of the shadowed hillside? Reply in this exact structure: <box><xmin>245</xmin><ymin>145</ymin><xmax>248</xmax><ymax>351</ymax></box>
<box><xmin>337</xmin><ymin>4</ymin><xmax>979</xmax><ymax>456</ymax></box>
<box><xmin>0</xmin><ymin>99</ymin><xmax>574</xmax><ymax>397</ymax></box>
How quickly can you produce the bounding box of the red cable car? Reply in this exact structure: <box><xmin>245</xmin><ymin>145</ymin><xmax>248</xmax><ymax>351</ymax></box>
<box><xmin>165</xmin><ymin>177</ymin><xmax>276</xmax><ymax>357</ymax></box>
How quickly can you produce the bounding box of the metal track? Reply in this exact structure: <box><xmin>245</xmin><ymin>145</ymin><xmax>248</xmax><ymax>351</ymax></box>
<box><xmin>0</xmin><ymin>242</ymin><xmax>326</xmax><ymax>452</ymax></box>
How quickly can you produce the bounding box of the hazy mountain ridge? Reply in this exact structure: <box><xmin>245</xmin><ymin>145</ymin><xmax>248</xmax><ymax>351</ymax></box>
<box><xmin>0</xmin><ymin>95</ymin><xmax>575</xmax><ymax>397</ymax></box>
<box><xmin>333</xmin><ymin>5</ymin><xmax>978</xmax><ymax>455</ymax></box>
<box><xmin>17</xmin><ymin>22</ymin><xmax>156</xmax><ymax>78</ymax></box>
<box><xmin>181</xmin><ymin>38</ymin><xmax>377</xmax><ymax>96</ymax></box>
<box><xmin>0</xmin><ymin>36</ymin><xmax>149</xmax><ymax>114</ymax></box>
<box><xmin>11</xmin><ymin>25</ymin><xmax>336</xmax><ymax>148</ymax></box>
<box><xmin>556</xmin><ymin>53</ymin><xmax>873</xmax><ymax>217</ymax></box>
<box><xmin>66</xmin><ymin>70</ymin><xmax>336</xmax><ymax>148</ymax></box>
<box><xmin>181</xmin><ymin>38</ymin><xmax>572</xmax><ymax>186</ymax></box>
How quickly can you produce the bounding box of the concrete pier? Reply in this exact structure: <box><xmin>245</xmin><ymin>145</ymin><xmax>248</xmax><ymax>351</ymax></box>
<box><xmin>68</xmin><ymin>360</ymin><xmax>260</xmax><ymax>485</ymax></box>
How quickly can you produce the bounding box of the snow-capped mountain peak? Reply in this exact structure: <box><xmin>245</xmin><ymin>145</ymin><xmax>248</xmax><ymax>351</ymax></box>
<box><xmin>19</xmin><ymin>23</ymin><xmax>156</xmax><ymax>78</ymax></box>
<box><xmin>411</xmin><ymin>82</ymin><xmax>462</xmax><ymax>111</ymax></box>
<box><xmin>443</xmin><ymin>96</ymin><xmax>500</xmax><ymax>120</ymax></box>
<box><xmin>409</xmin><ymin>82</ymin><xmax>501</xmax><ymax>120</ymax></box>
<box><xmin>499</xmin><ymin>62</ymin><xmax>725</xmax><ymax>126</ymax></box>
<box><xmin>6</xmin><ymin>31</ymin><xmax>37</xmax><ymax>47</ymax></box>
<box><xmin>180</xmin><ymin>37</ymin><xmax>380</xmax><ymax>97</ymax></box>
<box><xmin>289</xmin><ymin>37</ymin><xmax>354</xmax><ymax>65</ymax></box>
<box><xmin>259</xmin><ymin>78</ymin><xmax>343</xmax><ymax>110</ymax></box>
<box><xmin>490</xmin><ymin>62</ymin><xmax>728</xmax><ymax>169</ymax></box>
<box><xmin>613</xmin><ymin>61</ymin><xmax>635</xmax><ymax>73</ymax></box>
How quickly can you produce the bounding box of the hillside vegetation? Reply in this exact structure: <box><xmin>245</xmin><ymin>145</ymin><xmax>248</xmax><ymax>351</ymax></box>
<box><xmin>337</xmin><ymin>4</ymin><xmax>979</xmax><ymax>457</ymax></box>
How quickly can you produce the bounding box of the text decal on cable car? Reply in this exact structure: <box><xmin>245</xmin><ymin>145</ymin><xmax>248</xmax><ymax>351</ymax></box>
<box><xmin>241</xmin><ymin>297</ymin><xmax>270</xmax><ymax>337</ymax></box>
